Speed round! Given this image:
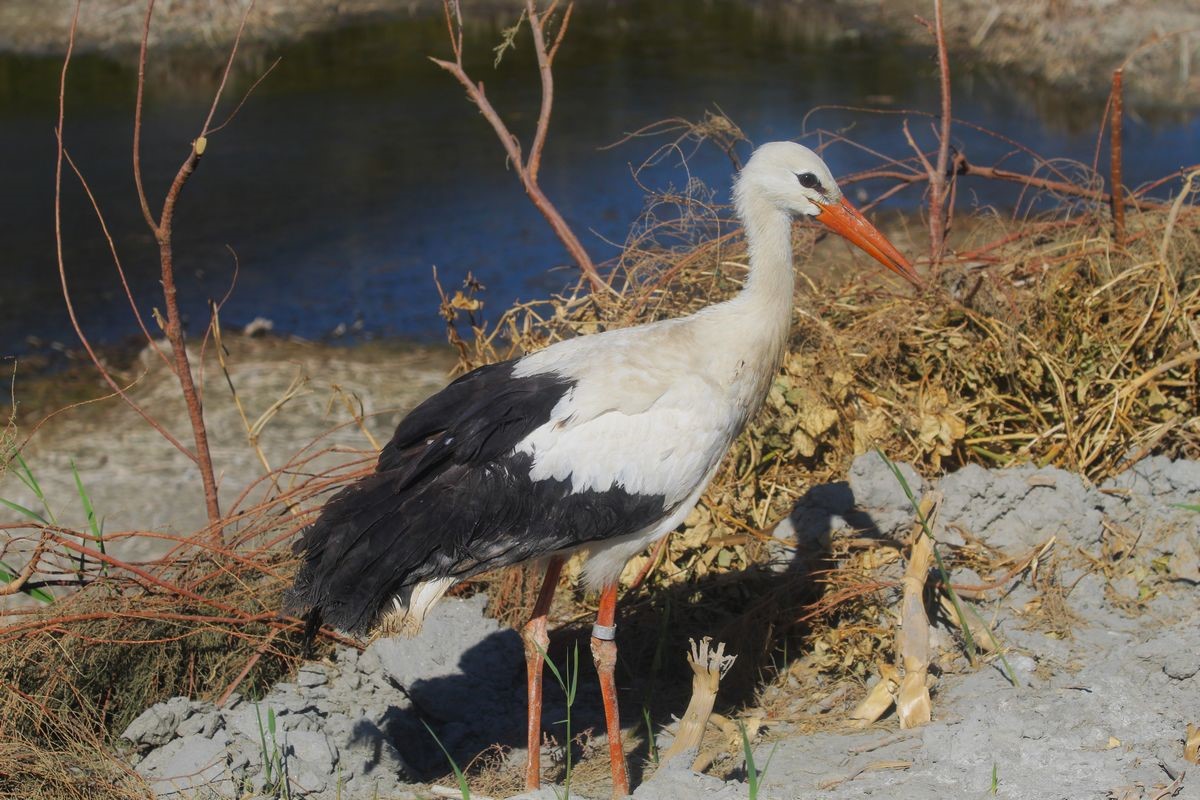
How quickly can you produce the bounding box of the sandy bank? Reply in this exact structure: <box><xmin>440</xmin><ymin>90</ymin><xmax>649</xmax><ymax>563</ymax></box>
<box><xmin>1</xmin><ymin>1</ymin><xmax>1196</xmax><ymax>109</ymax></box>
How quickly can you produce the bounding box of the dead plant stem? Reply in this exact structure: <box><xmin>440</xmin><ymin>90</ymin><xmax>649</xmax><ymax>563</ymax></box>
<box><xmin>1110</xmin><ymin>69</ymin><xmax>1126</xmax><ymax>246</ymax></box>
<box><xmin>430</xmin><ymin>0</ymin><xmax>605</xmax><ymax>293</ymax></box>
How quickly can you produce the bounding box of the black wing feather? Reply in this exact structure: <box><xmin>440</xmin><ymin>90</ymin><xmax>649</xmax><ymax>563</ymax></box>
<box><xmin>284</xmin><ymin>359</ymin><xmax>668</xmax><ymax>636</ymax></box>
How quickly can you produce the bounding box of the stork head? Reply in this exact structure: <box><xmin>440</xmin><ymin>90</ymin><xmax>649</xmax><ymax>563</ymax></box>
<box><xmin>735</xmin><ymin>141</ymin><xmax>922</xmax><ymax>286</ymax></box>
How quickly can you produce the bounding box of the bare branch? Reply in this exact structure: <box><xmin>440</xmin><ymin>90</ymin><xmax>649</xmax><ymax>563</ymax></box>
<box><xmin>526</xmin><ymin>0</ymin><xmax>555</xmax><ymax>182</ymax></box>
<box><xmin>1110</xmin><ymin>68</ymin><xmax>1126</xmax><ymax>246</ymax></box>
<box><xmin>547</xmin><ymin>3</ymin><xmax>573</xmax><ymax>66</ymax></box>
<box><xmin>198</xmin><ymin>0</ymin><xmax>255</xmax><ymax>136</ymax></box>
<box><xmin>928</xmin><ymin>0</ymin><xmax>953</xmax><ymax>266</ymax></box>
<box><xmin>132</xmin><ymin>0</ymin><xmax>158</xmax><ymax>234</ymax></box>
<box><xmin>133</xmin><ymin>0</ymin><xmax>259</xmax><ymax>531</ymax></box>
<box><xmin>63</xmin><ymin>149</ymin><xmax>173</xmax><ymax>370</ymax></box>
<box><xmin>207</xmin><ymin>56</ymin><xmax>282</xmax><ymax>136</ymax></box>
<box><xmin>428</xmin><ymin>57</ymin><xmax>525</xmax><ymax>168</ymax></box>
<box><xmin>434</xmin><ymin>0</ymin><xmax>604</xmax><ymax>293</ymax></box>
<box><xmin>55</xmin><ymin>1</ymin><xmax>197</xmax><ymax>462</ymax></box>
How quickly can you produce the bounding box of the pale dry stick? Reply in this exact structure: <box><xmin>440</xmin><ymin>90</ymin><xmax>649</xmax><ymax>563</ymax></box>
<box><xmin>658</xmin><ymin>637</ymin><xmax>737</xmax><ymax>767</ymax></box>
<box><xmin>1159</xmin><ymin>168</ymin><xmax>1200</xmax><ymax>264</ymax></box>
<box><xmin>817</xmin><ymin>760</ymin><xmax>912</xmax><ymax>791</ymax></box>
<box><xmin>896</xmin><ymin>494</ymin><xmax>937</xmax><ymax>729</ymax></box>
<box><xmin>430</xmin><ymin>789</ymin><xmax>496</xmax><ymax>800</ymax></box>
<box><xmin>430</xmin><ymin>0</ymin><xmax>606</xmax><ymax>293</ymax></box>
<box><xmin>329</xmin><ymin>386</ymin><xmax>383</xmax><ymax>452</ymax></box>
<box><xmin>937</xmin><ymin>594</ymin><xmax>1000</xmax><ymax>652</ymax></box>
<box><xmin>692</xmin><ymin>712</ymin><xmax>761</xmax><ymax>773</ymax></box>
<box><xmin>0</xmin><ymin>540</ymin><xmax>46</xmax><ymax>597</ymax></box>
<box><xmin>1110</xmin><ymin>69</ymin><xmax>1126</xmax><ymax>246</ymax></box>
<box><xmin>848</xmin><ymin>662</ymin><xmax>901</xmax><ymax>728</ymax></box>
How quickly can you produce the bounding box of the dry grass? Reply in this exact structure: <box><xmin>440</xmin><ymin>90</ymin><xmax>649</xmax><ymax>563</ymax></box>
<box><xmin>0</xmin><ymin>443</ymin><xmax>364</xmax><ymax>797</ymax></box>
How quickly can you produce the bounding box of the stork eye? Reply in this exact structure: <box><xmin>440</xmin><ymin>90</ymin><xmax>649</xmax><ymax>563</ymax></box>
<box><xmin>797</xmin><ymin>172</ymin><xmax>822</xmax><ymax>190</ymax></box>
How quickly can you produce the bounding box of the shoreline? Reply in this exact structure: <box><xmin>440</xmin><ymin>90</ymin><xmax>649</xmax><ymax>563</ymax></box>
<box><xmin>0</xmin><ymin>1</ymin><xmax>1196</xmax><ymax>110</ymax></box>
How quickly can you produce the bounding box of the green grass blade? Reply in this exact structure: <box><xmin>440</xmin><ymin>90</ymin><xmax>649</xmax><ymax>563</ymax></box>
<box><xmin>70</xmin><ymin>461</ymin><xmax>105</xmax><ymax>576</ymax></box>
<box><xmin>70</xmin><ymin>460</ymin><xmax>102</xmax><ymax>545</ymax></box>
<box><xmin>0</xmin><ymin>560</ymin><xmax>54</xmax><ymax>604</ymax></box>
<box><xmin>254</xmin><ymin>703</ymin><xmax>273</xmax><ymax>786</ymax></box>
<box><xmin>0</xmin><ymin>496</ymin><xmax>49</xmax><ymax>525</ymax></box>
<box><xmin>739</xmin><ymin>721</ymin><xmax>758</xmax><ymax>798</ymax></box>
<box><xmin>422</xmin><ymin>720</ymin><xmax>471</xmax><ymax>799</ymax></box>
<box><xmin>642</xmin><ymin>706</ymin><xmax>659</xmax><ymax>765</ymax></box>
<box><xmin>12</xmin><ymin>453</ymin><xmax>55</xmax><ymax>525</ymax></box>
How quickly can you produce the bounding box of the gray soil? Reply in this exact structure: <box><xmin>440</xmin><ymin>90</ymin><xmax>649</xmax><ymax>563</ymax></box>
<box><xmin>115</xmin><ymin>447</ymin><xmax>1200</xmax><ymax>799</ymax></box>
<box><xmin>2</xmin><ymin>0</ymin><xmax>1197</xmax><ymax>109</ymax></box>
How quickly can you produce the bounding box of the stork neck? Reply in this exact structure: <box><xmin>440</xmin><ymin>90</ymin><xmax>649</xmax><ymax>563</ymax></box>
<box><xmin>739</xmin><ymin>198</ymin><xmax>796</xmax><ymax>321</ymax></box>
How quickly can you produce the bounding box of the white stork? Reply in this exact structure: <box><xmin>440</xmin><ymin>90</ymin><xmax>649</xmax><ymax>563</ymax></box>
<box><xmin>285</xmin><ymin>141</ymin><xmax>920</xmax><ymax>797</ymax></box>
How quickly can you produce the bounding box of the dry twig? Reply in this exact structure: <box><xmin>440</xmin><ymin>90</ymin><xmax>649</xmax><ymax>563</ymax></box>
<box><xmin>430</xmin><ymin>0</ymin><xmax>605</xmax><ymax>292</ymax></box>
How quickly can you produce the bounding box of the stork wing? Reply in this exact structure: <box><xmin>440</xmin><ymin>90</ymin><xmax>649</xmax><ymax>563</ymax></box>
<box><xmin>512</xmin><ymin>365</ymin><xmax>736</xmax><ymax>510</ymax></box>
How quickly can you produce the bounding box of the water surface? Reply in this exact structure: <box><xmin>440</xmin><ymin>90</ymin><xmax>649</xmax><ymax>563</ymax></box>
<box><xmin>1</xmin><ymin>1</ymin><xmax>1196</xmax><ymax>355</ymax></box>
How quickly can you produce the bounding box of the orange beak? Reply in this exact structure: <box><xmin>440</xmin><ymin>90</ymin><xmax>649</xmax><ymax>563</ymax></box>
<box><xmin>815</xmin><ymin>197</ymin><xmax>923</xmax><ymax>288</ymax></box>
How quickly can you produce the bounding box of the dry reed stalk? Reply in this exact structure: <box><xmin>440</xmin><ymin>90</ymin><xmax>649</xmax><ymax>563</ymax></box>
<box><xmin>849</xmin><ymin>662</ymin><xmax>901</xmax><ymax>727</ymax></box>
<box><xmin>896</xmin><ymin>495</ymin><xmax>936</xmax><ymax>729</ymax></box>
<box><xmin>937</xmin><ymin>594</ymin><xmax>1000</xmax><ymax>653</ymax></box>
<box><xmin>658</xmin><ymin>637</ymin><xmax>737</xmax><ymax>766</ymax></box>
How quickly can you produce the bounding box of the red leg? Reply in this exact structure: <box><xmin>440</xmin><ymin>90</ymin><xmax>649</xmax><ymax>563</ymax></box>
<box><xmin>592</xmin><ymin>582</ymin><xmax>629</xmax><ymax>798</ymax></box>
<box><xmin>522</xmin><ymin>557</ymin><xmax>564</xmax><ymax>790</ymax></box>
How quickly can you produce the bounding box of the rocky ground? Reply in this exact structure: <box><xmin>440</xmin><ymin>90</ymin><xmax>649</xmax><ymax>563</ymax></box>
<box><xmin>118</xmin><ymin>450</ymin><xmax>1200</xmax><ymax>800</ymax></box>
<box><xmin>2</xmin><ymin>0</ymin><xmax>1196</xmax><ymax>109</ymax></box>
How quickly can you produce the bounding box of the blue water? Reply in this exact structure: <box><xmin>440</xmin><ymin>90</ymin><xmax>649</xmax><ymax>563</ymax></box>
<box><xmin>1</xmin><ymin>1</ymin><xmax>1196</xmax><ymax>356</ymax></box>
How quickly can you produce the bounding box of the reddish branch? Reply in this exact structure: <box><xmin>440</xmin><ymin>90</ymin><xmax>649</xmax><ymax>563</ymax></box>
<box><xmin>909</xmin><ymin>0</ymin><xmax>954</xmax><ymax>267</ymax></box>
<box><xmin>1110</xmin><ymin>68</ymin><xmax>1126</xmax><ymax>246</ymax></box>
<box><xmin>430</xmin><ymin>0</ymin><xmax>605</xmax><ymax>293</ymax></box>
<box><xmin>127</xmin><ymin>0</ymin><xmax>265</xmax><ymax>531</ymax></box>
<box><xmin>54</xmin><ymin>5</ymin><xmax>196</xmax><ymax>461</ymax></box>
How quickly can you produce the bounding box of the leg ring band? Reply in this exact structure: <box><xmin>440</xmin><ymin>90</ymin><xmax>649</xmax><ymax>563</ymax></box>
<box><xmin>591</xmin><ymin>623</ymin><xmax>617</xmax><ymax>641</ymax></box>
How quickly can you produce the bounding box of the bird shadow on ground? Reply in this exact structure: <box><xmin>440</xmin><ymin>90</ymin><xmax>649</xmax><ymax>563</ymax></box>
<box><xmin>382</xmin><ymin>478</ymin><xmax>893</xmax><ymax>789</ymax></box>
